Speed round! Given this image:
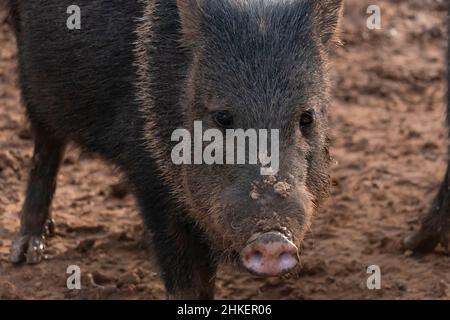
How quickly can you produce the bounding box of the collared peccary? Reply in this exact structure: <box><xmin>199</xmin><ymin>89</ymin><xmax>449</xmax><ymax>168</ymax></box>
<box><xmin>404</xmin><ymin>5</ymin><xmax>450</xmax><ymax>253</ymax></box>
<box><xmin>7</xmin><ymin>0</ymin><xmax>343</xmax><ymax>299</ymax></box>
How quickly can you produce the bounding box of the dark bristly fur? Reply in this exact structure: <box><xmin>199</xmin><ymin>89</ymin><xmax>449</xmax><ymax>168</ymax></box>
<box><xmin>8</xmin><ymin>0</ymin><xmax>342</xmax><ymax>299</ymax></box>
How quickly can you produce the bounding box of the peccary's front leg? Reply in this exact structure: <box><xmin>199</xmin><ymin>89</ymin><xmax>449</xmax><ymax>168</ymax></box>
<box><xmin>10</xmin><ymin>129</ymin><xmax>65</xmax><ymax>264</ymax></box>
<box><xmin>151</xmin><ymin>218</ymin><xmax>217</xmax><ymax>300</ymax></box>
<box><xmin>129</xmin><ymin>167</ymin><xmax>217</xmax><ymax>300</ymax></box>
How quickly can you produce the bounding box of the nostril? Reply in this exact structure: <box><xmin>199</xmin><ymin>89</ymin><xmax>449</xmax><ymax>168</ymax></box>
<box><xmin>278</xmin><ymin>252</ymin><xmax>298</xmax><ymax>271</ymax></box>
<box><xmin>253</xmin><ymin>250</ymin><xmax>263</xmax><ymax>261</ymax></box>
<box><xmin>249</xmin><ymin>250</ymin><xmax>263</xmax><ymax>264</ymax></box>
<box><xmin>246</xmin><ymin>250</ymin><xmax>264</xmax><ymax>270</ymax></box>
<box><xmin>279</xmin><ymin>252</ymin><xmax>289</xmax><ymax>260</ymax></box>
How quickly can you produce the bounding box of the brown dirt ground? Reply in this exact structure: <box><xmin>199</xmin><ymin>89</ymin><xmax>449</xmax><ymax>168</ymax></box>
<box><xmin>1</xmin><ymin>0</ymin><xmax>450</xmax><ymax>300</ymax></box>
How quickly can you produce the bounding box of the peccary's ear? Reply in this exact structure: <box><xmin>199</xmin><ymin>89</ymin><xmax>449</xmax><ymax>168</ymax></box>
<box><xmin>313</xmin><ymin>0</ymin><xmax>344</xmax><ymax>46</ymax></box>
<box><xmin>177</xmin><ymin>0</ymin><xmax>203</xmax><ymax>45</ymax></box>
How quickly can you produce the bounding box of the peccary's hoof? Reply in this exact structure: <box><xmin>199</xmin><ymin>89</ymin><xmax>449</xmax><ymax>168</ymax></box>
<box><xmin>402</xmin><ymin>229</ymin><xmax>447</xmax><ymax>253</ymax></box>
<box><xmin>10</xmin><ymin>234</ymin><xmax>46</xmax><ymax>265</ymax></box>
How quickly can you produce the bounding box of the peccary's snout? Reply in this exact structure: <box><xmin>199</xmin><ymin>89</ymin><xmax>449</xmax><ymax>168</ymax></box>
<box><xmin>241</xmin><ymin>231</ymin><xmax>299</xmax><ymax>276</ymax></box>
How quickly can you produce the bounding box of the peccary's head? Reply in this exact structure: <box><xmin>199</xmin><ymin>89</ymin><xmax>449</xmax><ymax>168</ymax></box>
<box><xmin>176</xmin><ymin>0</ymin><xmax>342</xmax><ymax>276</ymax></box>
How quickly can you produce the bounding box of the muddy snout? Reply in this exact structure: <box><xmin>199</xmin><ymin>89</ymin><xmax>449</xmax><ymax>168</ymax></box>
<box><xmin>240</xmin><ymin>231</ymin><xmax>299</xmax><ymax>276</ymax></box>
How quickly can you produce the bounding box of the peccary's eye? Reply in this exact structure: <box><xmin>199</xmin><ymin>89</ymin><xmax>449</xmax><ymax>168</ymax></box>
<box><xmin>299</xmin><ymin>110</ymin><xmax>316</xmax><ymax>129</ymax></box>
<box><xmin>213</xmin><ymin>111</ymin><xmax>234</xmax><ymax>129</ymax></box>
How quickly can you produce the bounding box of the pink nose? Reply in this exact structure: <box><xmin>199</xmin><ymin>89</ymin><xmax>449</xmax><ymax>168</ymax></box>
<box><xmin>241</xmin><ymin>232</ymin><xmax>299</xmax><ymax>276</ymax></box>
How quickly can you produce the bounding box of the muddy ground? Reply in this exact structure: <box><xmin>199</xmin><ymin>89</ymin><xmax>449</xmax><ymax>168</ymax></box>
<box><xmin>1</xmin><ymin>0</ymin><xmax>450</xmax><ymax>300</ymax></box>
